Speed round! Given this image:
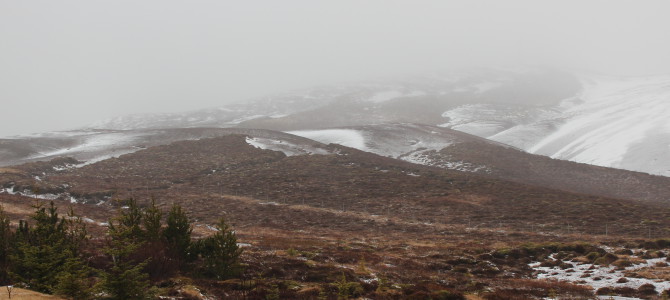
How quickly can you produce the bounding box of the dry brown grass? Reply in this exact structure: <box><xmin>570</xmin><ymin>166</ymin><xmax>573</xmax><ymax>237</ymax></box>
<box><xmin>465</xmin><ymin>294</ymin><xmax>486</xmax><ymax>300</ymax></box>
<box><xmin>0</xmin><ymin>168</ymin><xmax>23</xmax><ymax>175</ymax></box>
<box><xmin>627</xmin><ymin>266</ymin><xmax>670</xmax><ymax>281</ymax></box>
<box><xmin>0</xmin><ymin>287</ymin><xmax>63</xmax><ymax>299</ymax></box>
<box><xmin>0</xmin><ymin>202</ymin><xmax>35</xmax><ymax>216</ymax></box>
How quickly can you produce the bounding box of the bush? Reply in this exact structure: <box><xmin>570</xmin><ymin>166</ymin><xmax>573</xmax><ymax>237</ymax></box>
<box><xmin>612</xmin><ymin>259</ymin><xmax>633</xmax><ymax>269</ymax></box>
<box><xmin>593</xmin><ymin>257</ymin><xmax>610</xmax><ymax>266</ymax></box>
<box><xmin>654</xmin><ymin>239</ymin><xmax>670</xmax><ymax>249</ymax></box>
<box><xmin>431</xmin><ymin>290</ymin><xmax>465</xmax><ymax>300</ymax></box>
<box><xmin>615</xmin><ymin>249</ymin><xmax>633</xmax><ymax>255</ymax></box>
<box><xmin>559</xmin><ymin>262</ymin><xmax>574</xmax><ymax>269</ymax></box>
<box><xmin>483</xmin><ymin>289</ymin><xmax>533</xmax><ymax>300</ymax></box>
<box><xmin>594</xmin><ymin>253</ymin><xmax>618</xmax><ymax>266</ymax></box>
<box><xmin>596</xmin><ymin>287</ymin><xmax>612</xmax><ymax>295</ymax></box>
<box><xmin>333</xmin><ymin>273</ymin><xmax>363</xmax><ymax>299</ymax></box>
<box><xmin>613</xmin><ymin>286</ymin><xmax>637</xmax><ymax>297</ymax></box>
<box><xmin>585</xmin><ymin>252</ymin><xmax>600</xmax><ymax>261</ymax></box>
<box><xmin>638</xmin><ymin>283</ymin><xmax>657</xmax><ymax>295</ymax></box>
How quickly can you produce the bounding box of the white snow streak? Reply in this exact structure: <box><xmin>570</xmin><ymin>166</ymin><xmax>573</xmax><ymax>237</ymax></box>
<box><xmin>368</xmin><ymin>91</ymin><xmax>403</xmax><ymax>103</ymax></box>
<box><xmin>529</xmin><ymin>75</ymin><xmax>670</xmax><ymax>169</ymax></box>
<box><xmin>287</xmin><ymin>129</ymin><xmax>369</xmax><ymax>151</ymax></box>
<box><xmin>245</xmin><ymin>137</ymin><xmax>330</xmax><ymax>156</ymax></box>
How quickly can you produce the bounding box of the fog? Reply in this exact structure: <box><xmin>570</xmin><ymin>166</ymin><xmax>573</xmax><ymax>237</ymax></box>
<box><xmin>1</xmin><ymin>0</ymin><xmax>669</xmax><ymax>137</ymax></box>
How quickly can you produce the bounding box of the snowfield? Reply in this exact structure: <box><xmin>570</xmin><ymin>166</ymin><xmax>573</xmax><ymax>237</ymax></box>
<box><xmin>529</xmin><ymin>75</ymin><xmax>670</xmax><ymax>176</ymax></box>
<box><xmin>440</xmin><ymin>104</ymin><xmax>563</xmax><ymax>148</ymax></box>
<box><xmin>439</xmin><ymin>74</ymin><xmax>670</xmax><ymax>176</ymax></box>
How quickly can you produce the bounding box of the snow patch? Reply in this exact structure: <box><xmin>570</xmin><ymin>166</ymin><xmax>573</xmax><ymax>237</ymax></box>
<box><xmin>0</xmin><ymin>186</ymin><xmax>16</xmax><ymax>195</ymax></box>
<box><xmin>245</xmin><ymin>137</ymin><xmax>330</xmax><ymax>156</ymax></box>
<box><xmin>75</xmin><ymin>150</ymin><xmax>138</xmax><ymax>167</ymax></box>
<box><xmin>53</xmin><ymin>163</ymin><xmax>78</xmax><ymax>171</ymax></box>
<box><xmin>368</xmin><ymin>91</ymin><xmax>403</xmax><ymax>103</ymax></box>
<box><xmin>401</xmin><ymin>149</ymin><xmax>490</xmax><ymax>173</ymax></box>
<box><xmin>31</xmin><ymin>133</ymin><xmax>137</xmax><ymax>158</ymax></box>
<box><xmin>365</xmin><ymin>90</ymin><xmax>427</xmax><ymax>103</ymax></box>
<box><xmin>14</xmin><ymin>189</ymin><xmax>60</xmax><ymax>200</ymax></box>
<box><xmin>287</xmin><ymin>129</ymin><xmax>369</xmax><ymax>151</ymax></box>
<box><xmin>472</xmin><ymin>81</ymin><xmax>503</xmax><ymax>93</ymax></box>
<box><xmin>24</xmin><ymin>132</ymin><xmax>146</xmax><ymax>167</ymax></box>
<box><xmin>531</xmin><ymin>253</ymin><xmax>670</xmax><ymax>293</ymax></box>
<box><xmin>227</xmin><ymin>114</ymin><xmax>267</xmax><ymax>124</ymax></box>
<box><xmin>439</xmin><ymin>104</ymin><xmax>558</xmax><ymax>139</ymax></box>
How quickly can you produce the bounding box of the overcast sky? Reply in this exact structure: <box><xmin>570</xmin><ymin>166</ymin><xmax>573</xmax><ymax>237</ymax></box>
<box><xmin>1</xmin><ymin>0</ymin><xmax>670</xmax><ymax>137</ymax></box>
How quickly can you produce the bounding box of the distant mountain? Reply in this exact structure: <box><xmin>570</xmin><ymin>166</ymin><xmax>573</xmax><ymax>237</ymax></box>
<box><xmin>90</xmin><ymin>68</ymin><xmax>578</xmax><ymax>132</ymax></box>
<box><xmin>84</xmin><ymin>68</ymin><xmax>670</xmax><ymax>176</ymax></box>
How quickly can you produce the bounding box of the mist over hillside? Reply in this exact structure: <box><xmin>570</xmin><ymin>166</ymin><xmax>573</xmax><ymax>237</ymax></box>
<box><xmin>78</xmin><ymin>68</ymin><xmax>670</xmax><ymax>177</ymax></box>
<box><xmin>3</xmin><ymin>1</ymin><xmax>670</xmax><ymax>299</ymax></box>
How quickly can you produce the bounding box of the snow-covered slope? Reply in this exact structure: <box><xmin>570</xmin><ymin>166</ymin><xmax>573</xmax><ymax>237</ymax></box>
<box><xmin>289</xmin><ymin>124</ymin><xmax>500</xmax><ymax>173</ymax></box>
<box><xmin>438</xmin><ymin>74</ymin><xmax>670</xmax><ymax>176</ymax></box>
<box><xmin>529</xmin><ymin>75</ymin><xmax>670</xmax><ymax>176</ymax></box>
<box><xmin>285</xmin><ymin>129</ymin><xmax>369</xmax><ymax>152</ymax></box>
<box><xmin>0</xmin><ymin>128</ymin><xmax>332</xmax><ymax>167</ymax></box>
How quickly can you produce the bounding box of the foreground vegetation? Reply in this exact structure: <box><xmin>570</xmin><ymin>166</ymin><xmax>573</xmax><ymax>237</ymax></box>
<box><xmin>1</xmin><ymin>199</ymin><xmax>670</xmax><ymax>299</ymax></box>
<box><xmin>0</xmin><ymin>199</ymin><xmax>241</xmax><ymax>299</ymax></box>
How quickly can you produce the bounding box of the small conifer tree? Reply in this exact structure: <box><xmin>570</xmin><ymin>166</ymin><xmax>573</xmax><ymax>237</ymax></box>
<box><xmin>64</xmin><ymin>207</ymin><xmax>88</xmax><ymax>255</ymax></box>
<box><xmin>101</xmin><ymin>243</ymin><xmax>151</xmax><ymax>300</ymax></box>
<box><xmin>54</xmin><ymin>257</ymin><xmax>94</xmax><ymax>300</ymax></box>
<box><xmin>101</xmin><ymin>198</ymin><xmax>153</xmax><ymax>299</ymax></box>
<box><xmin>198</xmin><ymin>218</ymin><xmax>243</xmax><ymax>279</ymax></box>
<box><xmin>110</xmin><ymin>198</ymin><xmax>144</xmax><ymax>241</ymax></box>
<box><xmin>163</xmin><ymin>203</ymin><xmax>192</xmax><ymax>264</ymax></box>
<box><xmin>143</xmin><ymin>198</ymin><xmax>163</xmax><ymax>242</ymax></box>
<box><xmin>0</xmin><ymin>206</ymin><xmax>12</xmax><ymax>284</ymax></box>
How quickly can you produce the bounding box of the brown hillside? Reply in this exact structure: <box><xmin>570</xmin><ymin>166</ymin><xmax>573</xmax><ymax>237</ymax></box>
<box><xmin>3</xmin><ymin>134</ymin><xmax>667</xmax><ymax>238</ymax></box>
<box><xmin>437</xmin><ymin>139</ymin><xmax>670</xmax><ymax>203</ymax></box>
